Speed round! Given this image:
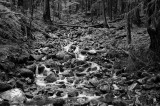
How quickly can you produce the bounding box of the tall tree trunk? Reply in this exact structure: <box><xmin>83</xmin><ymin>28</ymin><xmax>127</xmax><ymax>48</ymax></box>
<box><xmin>29</xmin><ymin>0</ymin><xmax>34</xmax><ymax>39</ymax></box>
<box><xmin>69</xmin><ymin>0</ymin><xmax>71</xmax><ymax>14</ymax></box>
<box><xmin>58</xmin><ymin>1</ymin><xmax>61</xmax><ymax>19</ymax></box>
<box><xmin>127</xmin><ymin>2</ymin><xmax>131</xmax><ymax>44</ymax></box>
<box><xmin>102</xmin><ymin>0</ymin><xmax>109</xmax><ymax>28</ymax></box>
<box><xmin>135</xmin><ymin>7</ymin><xmax>141</xmax><ymax>27</ymax></box>
<box><xmin>120</xmin><ymin>0</ymin><xmax>125</xmax><ymax>14</ymax></box>
<box><xmin>85</xmin><ymin>0</ymin><xmax>87</xmax><ymax>13</ymax></box>
<box><xmin>114</xmin><ymin>0</ymin><xmax>118</xmax><ymax>19</ymax></box>
<box><xmin>43</xmin><ymin>0</ymin><xmax>51</xmax><ymax>23</ymax></box>
<box><xmin>51</xmin><ymin>0</ymin><xmax>55</xmax><ymax>22</ymax></box>
<box><xmin>109</xmin><ymin>0</ymin><xmax>113</xmax><ymax>20</ymax></box>
<box><xmin>147</xmin><ymin>0</ymin><xmax>160</xmax><ymax>53</ymax></box>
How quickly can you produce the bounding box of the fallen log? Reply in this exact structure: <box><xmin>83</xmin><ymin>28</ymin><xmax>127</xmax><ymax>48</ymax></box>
<box><xmin>56</xmin><ymin>23</ymin><xmax>106</xmax><ymax>28</ymax></box>
<box><xmin>57</xmin><ymin>24</ymin><xmax>86</xmax><ymax>28</ymax></box>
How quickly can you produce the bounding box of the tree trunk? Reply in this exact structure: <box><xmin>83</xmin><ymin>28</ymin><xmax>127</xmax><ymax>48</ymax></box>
<box><xmin>43</xmin><ymin>0</ymin><xmax>51</xmax><ymax>23</ymax></box>
<box><xmin>127</xmin><ymin>2</ymin><xmax>131</xmax><ymax>44</ymax></box>
<box><xmin>58</xmin><ymin>1</ymin><xmax>61</xmax><ymax>19</ymax></box>
<box><xmin>109</xmin><ymin>0</ymin><xmax>113</xmax><ymax>20</ymax></box>
<box><xmin>120</xmin><ymin>0</ymin><xmax>125</xmax><ymax>14</ymax></box>
<box><xmin>147</xmin><ymin>0</ymin><xmax>160</xmax><ymax>53</ymax></box>
<box><xmin>147</xmin><ymin>18</ymin><xmax>160</xmax><ymax>53</ymax></box>
<box><xmin>135</xmin><ymin>7</ymin><xmax>141</xmax><ymax>27</ymax></box>
<box><xmin>113</xmin><ymin>0</ymin><xmax>118</xmax><ymax>19</ymax></box>
<box><xmin>29</xmin><ymin>0</ymin><xmax>34</xmax><ymax>39</ymax></box>
<box><xmin>69</xmin><ymin>0</ymin><xmax>71</xmax><ymax>14</ymax></box>
<box><xmin>51</xmin><ymin>1</ymin><xmax>55</xmax><ymax>22</ymax></box>
<box><xmin>102</xmin><ymin>0</ymin><xmax>109</xmax><ymax>28</ymax></box>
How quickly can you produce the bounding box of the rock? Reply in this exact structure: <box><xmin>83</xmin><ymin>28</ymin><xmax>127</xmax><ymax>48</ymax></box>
<box><xmin>0</xmin><ymin>82</ymin><xmax>12</xmax><ymax>92</ymax></box>
<box><xmin>0</xmin><ymin>61</ymin><xmax>15</xmax><ymax>71</ymax></box>
<box><xmin>100</xmin><ymin>93</ymin><xmax>114</xmax><ymax>104</ymax></box>
<box><xmin>89</xmin><ymin>78</ymin><xmax>99</xmax><ymax>86</ymax></box>
<box><xmin>99</xmin><ymin>103</ymin><xmax>108</xmax><ymax>106</ymax></box>
<box><xmin>128</xmin><ymin>83</ymin><xmax>140</xmax><ymax>91</ymax></box>
<box><xmin>75</xmin><ymin>72</ymin><xmax>87</xmax><ymax>77</ymax></box>
<box><xmin>7</xmin><ymin>52</ymin><xmax>29</xmax><ymax>64</ymax></box>
<box><xmin>47</xmin><ymin>91</ymin><xmax>54</xmax><ymax>96</ymax></box>
<box><xmin>56</xmin><ymin>91</ymin><xmax>64</xmax><ymax>97</ymax></box>
<box><xmin>68</xmin><ymin>90</ymin><xmax>79</xmax><ymax>97</ymax></box>
<box><xmin>0</xmin><ymin>71</ymin><xmax>7</xmax><ymax>81</ymax></box>
<box><xmin>43</xmin><ymin>59</ymin><xmax>58</xmax><ymax>68</ymax></box>
<box><xmin>25</xmin><ymin>92</ymin><xmax>33</xmax><ymax>98</ymax></box>
<box><xmin>26</xmin><ymin>64</ymin><xmax>36</xmax><ymax>72</ymax></box>
<box><xmin>113</xmin><ymin>100</ymin><xmax>126</xmax><ymax>106</ymax></box>
<box><xmin>58</xmin><ymin>84</ymin><xmax>66</xmax><ymax>88</ymax></box>
<box><xmin>88</xmin><ymin>49</ymin><xmax>97</xmax><ymax>55</ymax></box>
<box><xmin>60</xmin><ymin>70</ymin><xmax>74</xmax><ymax>77</ymax></box>
<box><xmin>0</xmin><ymin>88</ymin><xmax>26</xmax><ymax>104</ymax></box>
<box><xmin>56</xmin><ymin>51</ymin><xmax>66</xmax><ymax>59</ymax></box>
<box><xmin>0</xmin><ymin>100</ymin><xmax>10</xmax><ymax>106</ymax></box>
<box><xmin>99</xmin><ymin>84</ymin><xmax>111</xmax><ymax>93</ymax></box>
<box><xmin>142</xmin><ymin>84</ymin><xmax>155</xmax><ymax>90</ymax></box>
<box><xmin>41</xmin><ymin>47</ymin><xmax>49</xmax><ymax>54</ymax></box>
<box><xmin>56</xmin><ymin>51</ymin><xmax>71</xmax><ymax>61</ymax></box>
<box><xmin>90</xmin><ymin>100</ymin><xmax>99</xmax><ymax>106</ymax></box>
<box><xmin>49</xmin><ymin>33</ymin><xmax>59</xmax><ymax>38</ymax></box>
<box><xmin>19</xmin><ymin>68</ymin><xmax>34</xmax><ymax>79</ymax></box>
<box><xmin>124</xmin><ymin>80</ymin><xmax>134</xmax><ymax>85</ymax></box>
<box><xmin>47</xmin><ymin>53</ymin><xmax>57</xmax><ymax>59</ymax></box>
<box><xmin>104</xmin><ymin>63</ymin><xmax>112</xmax><ymax>69</ymax></box>
<box><xmin>29</xmin><ymin>54</ymin><xmax>44</xmax><ymax>61</ymax></box>
<box><xmin>7</xmin><ymin>79</ymin><xmax>16</xmax><ymax>88</ymax></box>
<box><xmin>52</xmin><ymin>98</ymin><xmax>65</xmax><ymax>106</ymax></box>
<box><xmin>15</xmin><ymin>80</ymin><xmax>24</xmax><ymax>90</ymax></box>
<box><xmin>38</xmin><ymin>65</ymin><xmax>45</xmax><ymax>74</ymax></box>
<box><xmin>64</xmin><ymin>54</ymin><xmax>72</xmax><ymax>61</ymax></box>
<box><xmin>17</xmin><ymin>54</ymin><xmax>29</xmax><ymax>64</ymax></box>
<box><xmin>44</xmin><ymin>73</ymin><xmax>57</xmax><ymax>83</ymax></box>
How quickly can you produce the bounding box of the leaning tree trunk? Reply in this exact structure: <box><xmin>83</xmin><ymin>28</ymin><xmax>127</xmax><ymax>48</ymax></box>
<box><xmin>43</xmin><ymin>0</ymin><xmax>51</xmax><ymax>23</ymax></box>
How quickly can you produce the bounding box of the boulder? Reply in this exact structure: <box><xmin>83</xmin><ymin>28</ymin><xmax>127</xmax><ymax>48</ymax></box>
<box><xmin>0</xmin><ymin>82</ymin><xmax>12</xmax><ymax>92</ymax></box>
<box><xmin>44</xmin><ymin>73</ymin><xmax>57</xmax><ymax>83</ymax></box>
<box><xmin>19</xmin><ymin>68</ymin><xmax>34</xmax><ymax>79</ymax></box>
